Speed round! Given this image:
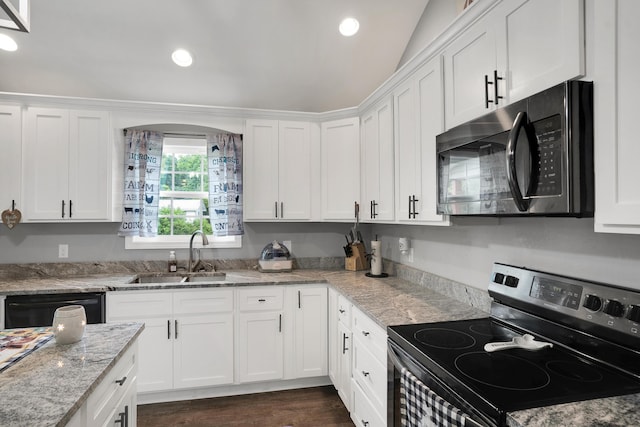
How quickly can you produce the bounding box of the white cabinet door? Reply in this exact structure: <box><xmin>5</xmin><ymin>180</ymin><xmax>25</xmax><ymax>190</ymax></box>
<box><xmin>68</xmin><ymin>110</ymin><xmax>111</xmax><ymax>220</ymax></box>
<box><xmin>321</xmin><ymin>117</ymin><xmax>360</xmax><ymax>220</ymax></box>
<box><xmin>337</xmin><ymin>320</ymin><xmax>352</xmax><ymax>411</ymax></box>
<box><xmin>443</xmin><ymin>11</ymin><xmax>498</xmax><ymax>129</ymax></box>
<box><xmin>327</xmin><ymin>287</ymin><xmax>338</xmax><ymax>385</ymax></box>
<box><xmin>23</xmin><ymin>108</ymin><xmax>111</xmax><ymax>221</ymax></box>
<box><xmin>244</xmin><ymin>120</ymin><xmax>280</xmax><ymax>220</ymax></box>
<box><xmin>23</xmin><ymin>108</ymin><xmax>70</xmax><ymax>220</ymax></box>
<box><xmin>237</xmin><ymin>311</ymin><xmax>284</xmax><ymax>383</ymax></box>
<box><xmin>0</xmin><ymin>105</ymin><xmax>22</xmax><ymax>212</ymax></box>
<box><xmin>416</xmin><ymin>58</ymin><xmax>449</xmax><ymax>225</ymax></box>
<box><xmin>361</xmin><ymin>98</ymin><xmax>394</xmax><ymax>222</ymax></box>
<box><xmin>395</xmin><ymin>57</ymin><xmax>449</xmax><ymax>225</ymax></box>
<box><xmin>173</xmin><ymin>312</ymin><xmax>234</xmax><ymax>389</ymax></box>
<box><xmin>244</xmin><ymin>119</ymin><xmax>313</xmax><ymax>220</ymax></box>
<box><xmin>444</xmin><ymin>0</ymin><xmax>584</xmax><ymax>129</ymax></box>
<box><xmin>497</xmin><ymin>0</ymin><xmax>584</xmax><ymax>105</ymax></box>
<box><xmin>291</xmin><ymin>286</ymin><xmax>327</xmax><ymax>378</ymax></box>
<box><xmin>278</xmin><ymin>121</ymin><xmax>312</xmax><ymax>220</ymax></box>
<box><xmin>593</xmin><ymin>0</ymin><xmax>640</xmax><ymax>233</ymax></box>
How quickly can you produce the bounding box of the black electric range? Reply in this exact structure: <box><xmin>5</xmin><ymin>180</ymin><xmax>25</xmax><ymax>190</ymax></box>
<box><xmin>388</xmin><ymin>263</ymin><xmax>640</xmax><ymax>426</ymax></box>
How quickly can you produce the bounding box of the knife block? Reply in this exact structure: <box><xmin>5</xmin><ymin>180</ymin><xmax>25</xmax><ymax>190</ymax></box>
<box><xmin>345</xmin><ymin>242</ymin><xmax>368</xmax><ymax>271</ymax></box>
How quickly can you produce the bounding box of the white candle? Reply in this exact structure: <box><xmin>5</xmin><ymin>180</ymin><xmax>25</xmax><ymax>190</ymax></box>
<box><xmin>371</xmin><ymin>240</ymin><xmax>382</xmax><ymax>276</ymax></box>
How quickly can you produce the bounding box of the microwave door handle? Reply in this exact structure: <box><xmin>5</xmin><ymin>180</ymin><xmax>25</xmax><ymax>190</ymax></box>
<box><xmin>506</xmin><ymin>111</ymin><xmax>530</xmax><ymax>212</ymax></box>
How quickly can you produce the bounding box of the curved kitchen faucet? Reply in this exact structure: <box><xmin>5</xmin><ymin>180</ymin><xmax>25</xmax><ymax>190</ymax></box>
<box><xmin>188</xmin><ymin>230</ymin><xmax>209</xmax><ymax>272</ymax></box>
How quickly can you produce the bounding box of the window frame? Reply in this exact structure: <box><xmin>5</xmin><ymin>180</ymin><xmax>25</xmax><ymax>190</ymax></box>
<box><xmin>124</xmin><ymin>136</ymin><xmax>242</xmax><ymax>250</ymax></box>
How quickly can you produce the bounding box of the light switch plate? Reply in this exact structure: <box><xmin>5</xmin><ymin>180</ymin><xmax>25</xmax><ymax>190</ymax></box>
<box><xmin>283</xmin><ymin>240</ymin><xmax>292</xmax><ymax>253</ymax></box>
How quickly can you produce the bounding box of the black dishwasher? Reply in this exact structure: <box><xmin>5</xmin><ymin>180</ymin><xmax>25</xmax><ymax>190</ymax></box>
<box><xmin>5</xmin><ymin>292</ymin><xmax>106</xmax><ymax>328</ymax></box>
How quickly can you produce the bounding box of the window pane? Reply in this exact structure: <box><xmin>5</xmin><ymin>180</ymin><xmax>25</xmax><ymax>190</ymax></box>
<box><xmin>174</xmin><ymin>154</ymin><xmax>204</xmax><ymax>172</ymax></box>
<box><xmin>174</xmin><ymin>172</ymin><xmax>205</xmax><ymax>192</ymax></box>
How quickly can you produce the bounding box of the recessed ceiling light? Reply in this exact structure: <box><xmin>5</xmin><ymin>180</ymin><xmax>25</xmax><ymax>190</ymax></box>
<box><xmin>171</xmin><ymin>49</ymin><xmax>193</xmax><ymax>67</ymax></box>
<box><xmin>339</xmin><ymin>17</ymin><xmax>359</xmax><ymax>37</ymax></box>
<box><xmin>0</xmin><ymin>33</ymin><xmax>18</xmax><ymax>52</ymax></box>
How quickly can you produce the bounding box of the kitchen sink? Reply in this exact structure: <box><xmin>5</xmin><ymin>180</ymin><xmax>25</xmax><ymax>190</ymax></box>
<box><xmin>183</xmin><ymin>272</ymin><xmax>227</xmax><ymax>282</ymax></box>
<box><xmin>128</xmin><ymin>273</ymin><xmax>186</xmax><ymax>284</ymax></box>
<box><xmin>128</xmin><ymin>272</ymin><xmax>226</xmax><ymax>284</ymax></box>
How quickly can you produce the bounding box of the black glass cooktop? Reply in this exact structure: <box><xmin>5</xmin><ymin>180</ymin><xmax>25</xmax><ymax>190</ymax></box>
<box><xmin>389</xmin><ymin>318</ymin><xmax>640</xmax><ymax>414</ymax></box>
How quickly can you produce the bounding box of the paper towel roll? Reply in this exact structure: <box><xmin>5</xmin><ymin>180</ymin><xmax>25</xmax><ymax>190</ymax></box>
<box><xmin>370</xmin><ymin>240</ymin><xmax>382</xmax><ymax>276</ymax></box>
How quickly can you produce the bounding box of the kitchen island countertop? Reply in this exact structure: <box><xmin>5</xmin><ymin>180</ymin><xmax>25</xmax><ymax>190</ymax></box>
<box><xmin>0</xmin><ymin>322</ymin><xmax>143</xmax><ymax>427</ymax></box>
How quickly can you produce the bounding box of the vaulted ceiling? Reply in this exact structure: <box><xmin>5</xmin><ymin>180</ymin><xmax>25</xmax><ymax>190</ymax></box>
<box><xmin>0</xmin><ymin>0</ymin><xmax>430</xmax><ymax>112</ymax></box>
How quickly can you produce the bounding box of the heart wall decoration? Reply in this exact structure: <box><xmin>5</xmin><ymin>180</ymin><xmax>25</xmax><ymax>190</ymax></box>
<box><xmin>2</xmin><ymin>208</ymin><xmax>21</xmax><ymax>229</ymax></box>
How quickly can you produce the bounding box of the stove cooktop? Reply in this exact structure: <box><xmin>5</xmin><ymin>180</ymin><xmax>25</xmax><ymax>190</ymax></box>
<box><xmin>389</xmin><ymin>317</ymin><xmax>640</xmax><ymax>415</ymax></box>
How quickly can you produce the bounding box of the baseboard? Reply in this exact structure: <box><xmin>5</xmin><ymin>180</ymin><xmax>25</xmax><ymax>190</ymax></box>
<box><xmin>137</xmin><ymin>376</ymin><xmax>333</xmax><ymax>405</ymax></box>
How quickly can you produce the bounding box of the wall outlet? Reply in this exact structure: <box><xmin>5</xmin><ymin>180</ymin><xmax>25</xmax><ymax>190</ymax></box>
<box><xmin>58</xmin><ymin>244</ymin><xmax>69</xmax><ymax>259</ymax></box>
<box><xmin>402</xmin><ymin>247</ymin><xmax>414</xmax><ymax>263</ymax></box>
<box><xmin>283</xmin><ymin>240</ymin><xmax>292</xmax><ymax>253</ymax></box>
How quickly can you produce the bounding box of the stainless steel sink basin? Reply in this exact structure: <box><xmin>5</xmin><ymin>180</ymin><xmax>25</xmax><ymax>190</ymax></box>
<box><xmin>128</xmin><ymin>273</ymin><xmax>187</xmax><ymax>284</ymax></box>
<box><xmin>183</xmin><ymin>272</ymin><xmax>227</xmax><ymax>282</ymax></box>
<box><xmin>127</xmin><ymin>272</ymin><xmax>226</xmax><ymax>284</ymax></box>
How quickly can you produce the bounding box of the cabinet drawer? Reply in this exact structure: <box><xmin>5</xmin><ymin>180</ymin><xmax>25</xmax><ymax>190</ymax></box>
<box><xmin>173</xmin><ymin>289</ymin><xmax>234</xmax><ymax>314</ymax></box>
<box><xmin>352</xmin><ymin>336</ymin><xmax>387</xmax><ymax>413</ymax></box>
<box><xmin>337</xmin><ymin>294</ymin><xmax>352</xmax><ymax>327</ymax></box>
<box><xmin>351</xmin><ymin>378</ymin><xmax>386</xmax><ymax>427</ymax></box>
<box><xmin>107</xmin><ymin>291</ymin><xmax>172</xmax><ymax>319</ymax></box>
<box><xmin>238</xmin><ymin>287</ymin><xmax>284</xmax><ymax>311</ymax></box>
<box><xmin>86</xmin><ymin>344</ymin><xmax>137</xmax><ymax>427</ymax></box>
<box><xmin>351</xmin><ymin>306</ymin><xmax>387</xmax><ymax>364</ymax></box>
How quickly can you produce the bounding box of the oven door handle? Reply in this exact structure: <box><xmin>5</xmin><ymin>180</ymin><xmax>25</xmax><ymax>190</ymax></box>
<box><xmin>506</xmin><ymin>111</ymin><xmax>532</xmax><ymax>212</ymax></box>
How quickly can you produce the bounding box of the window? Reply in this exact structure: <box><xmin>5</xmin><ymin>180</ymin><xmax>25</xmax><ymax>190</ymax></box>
<box><xmin>125</xmin><ymin>136</ymin><xmax>242</xmax><ymax>249</ymax></box>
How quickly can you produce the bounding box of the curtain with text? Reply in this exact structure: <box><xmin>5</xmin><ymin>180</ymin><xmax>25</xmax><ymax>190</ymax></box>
<box><xmin>118</xmin><ymin>130</ymin><xmax>164</xmax><ymax>237</ymax></box>
<box><xmin>207</xmin><ymin>133</ymin><xmax>244</xmax><ymax>236</ymax></box>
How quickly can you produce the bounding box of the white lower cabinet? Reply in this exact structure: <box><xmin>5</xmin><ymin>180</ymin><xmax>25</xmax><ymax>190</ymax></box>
<box><xmin>351</xmin><ymin>379</ymin><xmax>386</xmax><ymax>427</ymax></box>
<box><xmin>107</xmin><ymin>289</ymin><xmax>234</xmax><ymax>394</ymax></box>
<box><xmin>290</xmin><ymin>286</ymin><xmax>328</xmax><ymax>378</ymax></box>
<box><xmin>351</xmin><ymin>306</ymin><xmax>387</xmax><ymax>420</ymax></box>
<box><xmin>237</xmin><ymin>286</ymin><xmax>284</xmax><ymax>383</ymax></box>
<box><xmin>66</xmin><ymin>342</ymin><xmax>138</xmax><ymax>427</ymax></box>
<box><xmin>329</xmin><ymin>291</ymin><xmax>387</xmax><ymax>423</ymax></box>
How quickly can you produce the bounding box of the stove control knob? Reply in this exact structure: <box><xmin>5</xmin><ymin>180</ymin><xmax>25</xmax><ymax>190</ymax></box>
<box><xmin>626</xmin><ymin>305</ymin><xmax>640</xmax><ymax>323</ymax></box>
<box><xmin>583</xmin><ymin>294</ymin><xmax>603</xmax><ymax>312</ymax></box>
<box><xmin>603</xmin><ymin>300</ymin><xmax>625</xmax><ymax>317</ymax></box>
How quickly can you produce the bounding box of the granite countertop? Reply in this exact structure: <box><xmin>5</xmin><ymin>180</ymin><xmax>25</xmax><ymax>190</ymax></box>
<box><xmin>0</xmin><ymin>322</ymin><xmax>144</xmax><ymax>427</ymax></box>
<box><xmin>1</xmin><ymin>266</ymin><xmax>639</xmax><ymax>426</ymax></box>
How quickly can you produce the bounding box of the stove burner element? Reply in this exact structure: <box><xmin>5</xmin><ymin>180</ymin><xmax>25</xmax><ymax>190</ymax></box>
<box><xmin>455</xmin><ymin>352</ymin><xmax>551</xmax><ymax>391</ymax></box>
<box><xmin>546</xmin><ymin>360</ymin><xmax>604</xmax><ymax>383</ymax></box>
<box><xmin>414</xmin><ymin>328</ymin><xmax>476</xmax><ymax>350</ymax></box>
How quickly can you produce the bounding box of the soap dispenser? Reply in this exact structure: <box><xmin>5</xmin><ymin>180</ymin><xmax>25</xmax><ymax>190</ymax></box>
<box><xmin>168</xmin><ymin>250</ymin><xmax>178</xmax><ymax>272</ymax></box>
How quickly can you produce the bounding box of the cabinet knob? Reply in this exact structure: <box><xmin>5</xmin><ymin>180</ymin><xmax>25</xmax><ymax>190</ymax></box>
<box><xmin>339</xmin><ymin>309</ymin><xmax>345</xmax><ymax>314</ymax></box>
<box><xmin>115</xmin><ymin>376</ymin><xmax>127</xmax><ymax>386</ymax></box>
<box><xmin>362</xmin><ymin>371</ymin><xmax>370</xmax><ymax>377</ymax></box>
<box><xmin>361</xmin><ymin>421</ymin><xmax>369</xmax><ymax>427</ymax></box>
<box><xmin>362</xmin><ymin>331</ymin><xmax>370</xmax><ymax>337</ymax></box>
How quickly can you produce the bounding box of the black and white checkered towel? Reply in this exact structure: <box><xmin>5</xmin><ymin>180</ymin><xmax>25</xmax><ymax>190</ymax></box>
<box><xmin>400</xmin><ymin>367</ymin><xmax>467</xmax><ymax>427</ymax></box>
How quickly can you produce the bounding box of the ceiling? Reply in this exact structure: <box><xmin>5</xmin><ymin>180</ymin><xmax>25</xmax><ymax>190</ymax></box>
<box><xmin>0</xmin><ymin>0</ymin><xmax>430</xmax><ymax>112</ymax></box>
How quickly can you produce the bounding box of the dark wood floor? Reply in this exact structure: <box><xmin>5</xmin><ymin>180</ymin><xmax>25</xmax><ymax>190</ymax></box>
<box><xmin>137</xmin><ymin>386</ymin><xmax>355</xmax><ymax>427</ymax></box>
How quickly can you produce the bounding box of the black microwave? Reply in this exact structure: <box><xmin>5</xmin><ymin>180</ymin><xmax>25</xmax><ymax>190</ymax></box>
<box><xmin>436</xmin><ymin>80</ymin><xmax>593</xmax><ymax>217</ymax></box>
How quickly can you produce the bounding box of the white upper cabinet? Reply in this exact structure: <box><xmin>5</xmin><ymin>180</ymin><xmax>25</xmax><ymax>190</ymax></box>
<box><xmin>0</xmin><ymin>105</ymin><xmax>22</xmax><ymax>213</ymax></box>
<box><xmin>592</xmin><ymin>0</ymin><xmax>640</xmax><ymax>233</ymax></box>
<box><xmin>444</xmin><ymin>0</ymin><xmax>585</xmax><ymax>129</ymax></box>
<box><xmin>321</xmin><ymin>117</ymin><xmax>360</xmax><ymax>221</ymax></box>
<box><xmin>244</xmin><ymin>119</ymin><xmax>313</xmax><ymax>221</ymax></box>
<box><xmin>394</xmin><ymin>56</ymin><xmax>449</xmax><ymax>225</ymax></box>
<box><xmin>360</xmin><ymin>98</ymin><xmax>394</xmax><ymax>222</ymax></box>
<box><xmin>23</xmin><ymin>108</ymin><xmax>112</xmax><ymax>221</ymax></box>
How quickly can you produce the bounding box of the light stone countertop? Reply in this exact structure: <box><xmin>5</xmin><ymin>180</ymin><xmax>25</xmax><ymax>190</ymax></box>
<box><xmin>1</xmin><ymin>265</ymin><xmax>639</xmax><ymax>426</ymax></box>
<box><xmin>0</xmin><ymin>322</ymin><xmax>144</xmax><ymax>427</ymax></box>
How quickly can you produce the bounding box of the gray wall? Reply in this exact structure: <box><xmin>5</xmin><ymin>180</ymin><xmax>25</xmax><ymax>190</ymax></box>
<box><xmin>397</xmin><ymin>0</ymin><xmax>459</xmax><ymax>69</ymax></box>
<box><xmin>372</xmin><ymin>218</ymin><xmax>640</xmax><ymax>292</ymax></box>
<box><xmin>0</xmin><ymin>222</ymin><xmax>350</xmax><ymax>264</ymax></box>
